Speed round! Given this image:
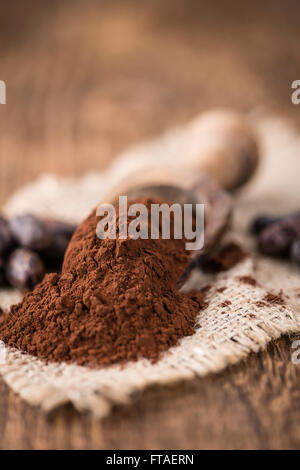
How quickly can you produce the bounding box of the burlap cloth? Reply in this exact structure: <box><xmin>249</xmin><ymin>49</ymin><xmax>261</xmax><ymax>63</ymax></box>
<box><xmin>1</xmin><ymin>112</ymin><xmax>300</xmax><ymax>417</ymax></box>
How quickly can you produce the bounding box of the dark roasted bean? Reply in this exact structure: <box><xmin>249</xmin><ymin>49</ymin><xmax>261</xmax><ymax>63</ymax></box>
<box><xmin>45</xmin><ymin>220</ymin><xmax>77</xmax><ymax>240</ymax></box>
<box><xmin>0</xmin><ymin>216</ymin><xmax>12</xmax><ymax>255</ymax></box>
<box><xmin>258</xmin><ymin>223</ymin><xmax>298</xmax><ymax>256</ymax></box>
<box><xmin>6</xmin><ymin>248</ymin><xmax>45</xmax><ymax>290</ymax></box>
<box><xmin>41</xmin><ymin>234</ymin><xmax>71</xmax><ymax>267</ymax></box>
<box><xmin>10</xmin><ymin>214</ymin><xmax>51</xmax><ymax>251</ymax></box>
<box><xmin>251</xmin><ymin>214</ymin><xmax>283</xmax><ymax>234</ymax></box>
<box><xmin>41</xmin><ymin>220</ymin><xmax>77</xmax><ymax>268</ymax></box>
<box><xmin>0</xmin><ymin>257</ymin><xmax>5</xmax><ymax>286</ymax></box>
<box><xmin>251</xmin><ymin>211</ymin><xmax>300</xmax><ymax>235</ymax></box>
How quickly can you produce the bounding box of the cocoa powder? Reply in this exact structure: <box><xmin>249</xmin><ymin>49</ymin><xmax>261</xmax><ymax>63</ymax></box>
<box><xmin>220</xmin><ymin>300</ymin><xmax>231</xmax><ymax>308</ymax></box>
<box><xmin>262</xmin><ymin>291</ymin><xmax>285</xmax><ymax>306</ymax></box>
<box><xmin>199</xmin><ymin>242</ymin><xmax>247</xmax><ymax>273</ymax></box>
<box><xmin>255</xmin><ymin>301</ymin><xmax>267</xmax><ymax>308</ymax></box>
<box><xmin>0</xmin><ymin>198</ymin><xmax>207</xmax><ymax>368</ymax></box>
<box><xmin>217</xmin><ymin>286</ymin><xmax>227</xmax><ymax>293</ymax></box>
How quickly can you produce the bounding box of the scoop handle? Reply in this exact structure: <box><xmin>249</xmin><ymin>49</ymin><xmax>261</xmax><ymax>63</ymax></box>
<box><xmin>182</xmin><ymin>109</ymin><xmax>260</xmax><ymax>191</ymax></box>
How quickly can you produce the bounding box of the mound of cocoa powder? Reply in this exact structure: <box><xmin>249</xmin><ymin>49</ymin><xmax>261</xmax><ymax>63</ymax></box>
<box><xmin>0</xmin><ymin>198</ymin><xmax>208</xmax><ymax>368</ymax></box>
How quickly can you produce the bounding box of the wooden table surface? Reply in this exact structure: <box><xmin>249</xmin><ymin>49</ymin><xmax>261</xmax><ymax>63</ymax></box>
<box><xmin>1</xmin><ymin>0</ymin><xmax>300</xmax><ymax>449</ymax></box>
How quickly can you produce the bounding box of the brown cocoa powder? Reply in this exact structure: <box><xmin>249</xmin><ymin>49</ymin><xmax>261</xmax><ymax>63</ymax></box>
<box><xmin>248</xmin><ymin>313</ymin><xmax>256</xmax><ymax>319</ymax></box>
<box><xmin>0</xmin><ymin>198</ymin><xmax>208</xmax><ymax>368</ymax></box>
<box><xmin>217</xmin><ymin>286</ymin><xmax>227</xmax><ymax>293</ymax></box>
<box><xmin>262</xmin><ymin>291</ymin><xmax>285</xmax><ymax>306</ymax></box>
<box><xmin>255</xmin><ymin>301</ymin><xmax>267</xmax><ymax>308</ymax></box>
<box><xmin>220</xmin><ymin>300</ymin><xmax>232</xmax><ymax>308</ymax></box>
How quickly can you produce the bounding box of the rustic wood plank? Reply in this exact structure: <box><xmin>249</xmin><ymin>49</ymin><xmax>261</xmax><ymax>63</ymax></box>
<box><xmin>1</xmin><ymin>0</ymin><xmax>300</xmax><ymax>205</ymax></box>
<box><xmin>1</xmin><ymin>335</ymin><xmax>300</xmax><ymax>449</ymax></box>
<box><xmin>1</xmin><ymin>0</ymin><xmax>300</xmax><ymax>449</ymax></box>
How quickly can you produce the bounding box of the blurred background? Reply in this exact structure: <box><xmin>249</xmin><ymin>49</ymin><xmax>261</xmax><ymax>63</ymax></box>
<box><xmin>0</xmin><ymin>0</ymin><xmax>300</xmax><ymax>204</ymax></box>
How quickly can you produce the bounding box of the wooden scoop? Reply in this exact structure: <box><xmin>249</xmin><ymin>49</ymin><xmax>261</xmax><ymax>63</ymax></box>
<box><xmin>99</xmin><ymin>110</ymin><xmax>259</xmax><ymax>258</ymax></box>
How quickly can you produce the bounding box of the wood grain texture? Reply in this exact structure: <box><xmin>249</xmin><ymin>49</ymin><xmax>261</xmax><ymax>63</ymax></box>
<box><xmin>1</xmin><ymin>335</ymin><xmax>300</xmax><ymax>450</ymax></box>
<box><xmin>1</xmin><ymin>0</ymin><xmax>300</xmax><ymax>449</ymax></box>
